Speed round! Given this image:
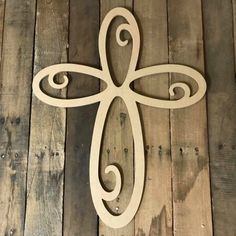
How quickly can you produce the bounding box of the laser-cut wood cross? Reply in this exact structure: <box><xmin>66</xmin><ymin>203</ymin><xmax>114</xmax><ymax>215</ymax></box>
<box><xmin>32</xmin><ymin>7</ymin><xmax>206</xmax><ymax>229</ymax></box>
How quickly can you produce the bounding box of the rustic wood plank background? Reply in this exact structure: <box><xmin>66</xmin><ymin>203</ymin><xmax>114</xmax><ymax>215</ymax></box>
<box><xmin>168</xmin><ymin>0</ymin><xmax>212</xmax><ymax>235</ymax></box>
<box><xmin>64</xmin><ymin>1</ymin><xmax>99</xmax><ymax>235</ymax></box>
<box><xmin>0</xmin><ymin>0</ymin><xmax>36</xmax><ymax>235</ymax></box>
<box><xmin>25</xmin><ymin>0</ymin><xmax>68</xmax><ymax>235</ymax></box>
<box><xmin>134</xmin><ymin>1</ymin><xmax>172</xmax><ymax>235</ymax></box>
<box><xmin>202</xmin><ymin>0</ymin><xmax>236</xmax><ymax>235</ymax></box>
<box><xmin>0</xmin><ymin>0</ymin><xmax>235</xmax><ymax>236</ymax></box>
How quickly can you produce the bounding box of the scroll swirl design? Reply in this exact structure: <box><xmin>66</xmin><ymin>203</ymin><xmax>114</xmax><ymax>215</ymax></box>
<box><xmin>32</xmin><ymin>7</ymin><xmax>207</xmax><ymax>228</ymax></box>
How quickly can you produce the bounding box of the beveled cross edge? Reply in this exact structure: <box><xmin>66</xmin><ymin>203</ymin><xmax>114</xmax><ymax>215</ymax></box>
<box><xmin>32</xmin><ymin>7</ymin><xmax>207</xmax><ymax>229</ymax></box>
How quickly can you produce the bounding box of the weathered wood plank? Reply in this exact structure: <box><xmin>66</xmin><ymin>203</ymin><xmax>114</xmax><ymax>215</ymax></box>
<box><xmin>0</xmin><ymin>0</ymin><xmax>5</xmax><ymax>62</ymax></box>
<box><xmin>24</xmin><ymin>1</ymin><xmax>68</xmax><ymax>235</ymax></box>
<box><xmin>233</xmin><ymin>0</ymin><xmax>236</xmax><ymax>72</ymax></box>
<box><xmin>99</xmin><ymin>1</ymin><xmax>134</xmax><ymax>235</ymax></box>
<box><xmin>168</xmin><ymin>0</ymin><xmax>213</xmax><ymax>235</ymax></box>
<box><xmin>63</xmin><ymin>1</ymin><xmax>100</xmax><ymax>235</ymax></box>
<box><xmin>0</xmin><ymin>0</ymin><xmax>36</xmax><ymax>235</ymax></box>
<box><xmin>203</xmin><ymin>1</ymin><xmax>236</xmax><ymax>235</ymax></box>
<box><xmin>134</xmin><ymin>1</ymin><xmax>172</xmax><ymax>235</ymax></box>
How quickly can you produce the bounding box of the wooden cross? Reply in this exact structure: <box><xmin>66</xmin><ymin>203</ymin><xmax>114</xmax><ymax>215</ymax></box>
<box><xmin>32</xmin><ymin>7</ymin><xmax>206</xmax><ymax>229</ymax></box>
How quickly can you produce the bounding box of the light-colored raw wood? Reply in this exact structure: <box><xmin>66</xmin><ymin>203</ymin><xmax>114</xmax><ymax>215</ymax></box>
<box><xmin>33</xmin><ymin>7</ymin><xmax>206</xmax><ymax>229</ymax></box>
<box><xmin>99</xmin><ymin>1</ymin><xmax>134</xmax><ymax>234</ymax></box>
<box><xmin>134</xmin><ymin>1</ymin><xmax>172</xmax><ymax>235</ymax></box>
<box><xmin>63</xmin><ymin>1</ymin><xmax>99</xmax><ymax>235</ymax></box>
<box><xmin>203</xmin><ymin>1</ymin><xmax>236</xmax><ymax>235</ymax></box>
<box><xmin>0</xmin><ymin>0</ymin><xmax>36</xmax><ymax>235</ymax></box>
<box><xmin>168</xmin><ymin>0</ymin><xmax>213</xmax><ymax>235</ymax></box>
<box><xmin>24</xmin><ymin>0</ymin><xmax>68</xmax><ymax>235</ymax></box>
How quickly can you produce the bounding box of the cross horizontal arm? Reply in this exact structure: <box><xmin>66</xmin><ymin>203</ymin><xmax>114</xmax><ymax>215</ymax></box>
<box><xmin>32</xmin><ymin>64</ymin><xmax>107</xmax><ymax>108</ymax></box>
<box><xmin>126</xmin><ymin>64</ymin><xmax>207</xmax><ymax>109</ymax></box>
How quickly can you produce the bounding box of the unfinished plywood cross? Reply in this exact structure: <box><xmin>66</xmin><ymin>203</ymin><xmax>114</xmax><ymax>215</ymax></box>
<box><xmin>32</xmin><ymin>7</ymin><xmax>207</xmax><ymax>229</ymax></box>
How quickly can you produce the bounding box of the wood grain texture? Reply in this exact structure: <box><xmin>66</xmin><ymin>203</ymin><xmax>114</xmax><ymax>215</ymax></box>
<box><xmin>63</xmin><ymin>1</ymin><xmax>100</xmax><ymax>235</ymax></box>
<box><xmin>0</xmin><ymin>2</ymin><xmax>235</xmax><ymax>235</ymax></box>
<box><xmin>0</xmin><ymin>0</ymin><xmax>36</xmax><ymax>235</ymax></box>
<box><xmin>203</xmin><ymin>1</ymin><xmax>236</xmax><ymax>235</ymax></box>
<box><xmin>168</xmin><ymin>0</ymin><xmax>213</xmax><ymax>235</ymax></box>
<box><xmin>0</xmin><ymin>0</ymin><xmax>5</xmax><ymax>63</ymax></box>
<box><xmin>99</xmin><ymin>0</ymin><xmax>134</xmax><ymax>235</ymax></box>
<box><xmin>133</xmin><ymin>1</ymin><xmax>172</xmax><ymax>235</ymax></box>
<box><xmin>24</xmin><ymin>0</ymin><xmax>68</xmax><ymax>235</ymax></box>
<box><xmin>31</xmin><ymin>6</ymin><xmax>207</xmax><ymax>230</ymax></box>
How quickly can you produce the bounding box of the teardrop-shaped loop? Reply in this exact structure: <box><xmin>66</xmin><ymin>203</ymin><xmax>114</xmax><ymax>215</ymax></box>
<box><xmin>126</xmin><ymin>64</ymin><xmax>207</xmax><ymax>109</ymax></box>
<box><xmin>98</xmin><ymin>7</ymin><xmax>140</xmax><ymax>87</ymax></box>
<box><xmin>32</xmin><ymin>64</ymin><xmax>108</xmax><ymax>107</ymax></box>
<box><xmin>90</xmin><ymin>95</ymin><xmax>145</xmax><ymax>228</ymax></box>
